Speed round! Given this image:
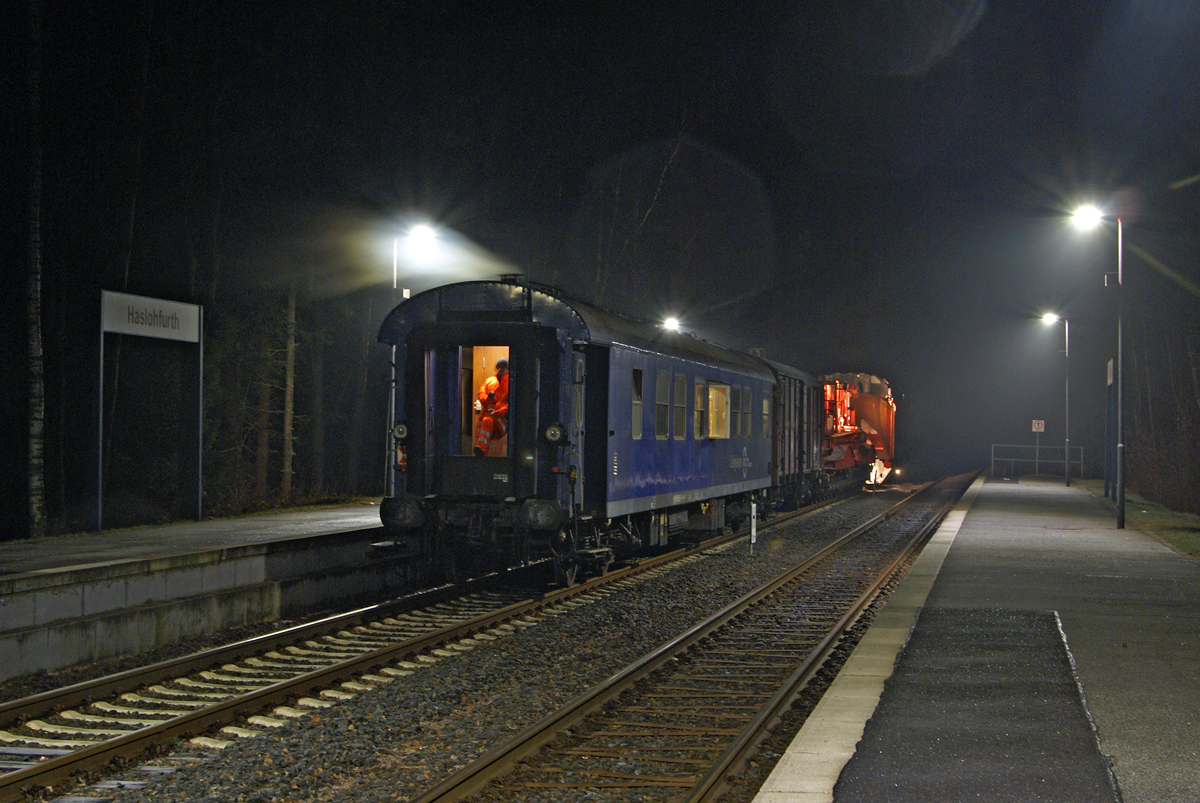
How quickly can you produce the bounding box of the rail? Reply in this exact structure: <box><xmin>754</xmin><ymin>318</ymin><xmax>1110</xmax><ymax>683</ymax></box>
<box><xmin>408</xmin><ymin>480</ymin><xmax>953</xmax><ymax>802</ymax></box>
<box><xmin>0</xmin><ymin>493</ymin><xmax>844</xmax><ymax>803</ymax></box>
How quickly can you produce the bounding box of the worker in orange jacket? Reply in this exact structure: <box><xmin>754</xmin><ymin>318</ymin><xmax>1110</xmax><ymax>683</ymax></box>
<box><xmin>473</xmin><ymin>358</ymin><xmax>509</xmax><ymax>456</ymax></box>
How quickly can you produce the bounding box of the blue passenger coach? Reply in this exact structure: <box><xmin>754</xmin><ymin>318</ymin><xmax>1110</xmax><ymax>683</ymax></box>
<box><xmin>594</xmin><ymin>317</ymin><xmax>775</xmax><ymax>520</ymax></box>
<box><xmin>377</xmin><ymin>277</ymin><xmax>776</xmax><ymax>586</ymax></box>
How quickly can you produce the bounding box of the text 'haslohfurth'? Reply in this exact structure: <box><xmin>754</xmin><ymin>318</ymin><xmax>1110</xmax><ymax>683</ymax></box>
<box><xmin>127</xmin><ymin>305</ymin><xmax>181</xmax><ymax>331</ymax></box>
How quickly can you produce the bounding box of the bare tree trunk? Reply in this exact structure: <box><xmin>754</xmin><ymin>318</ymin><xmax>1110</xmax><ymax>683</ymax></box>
<box><xmin>206</xmin><ymin>171</ymin><xmax>224</xmax><ymax>306</ymax></box>
<box><xmin>255</xmin><ymin>378</ymin><xmax>271</xmax><ymax>499</ymax></box>
<box><xmin>309</xmin><ymin>325</ymin><xmax>326</xmax><ymax>495</ymax></box>
<box><xmin>281</xmin><ymin>286</ymin><xmax>296</xmax><ymax>499</ymax></box>
<box><xmin>104</xmin><ymin>0</ymin><xmax>154</xmax><ymax>477</ymax></box>
<box><xmin>27</xmin><ymin>0</ymin><xmax>46</xmax><ymax>538</ymax></box>
<box><xmin>592</xmin><ymin>138</ymin><xmax>681</xmax><ymax>306</ymax></box>
<box><xmin>55</xmin><ymin>301</ymin><xmax>66</xmax><ymax>517</ymax></box>
<box><xmin>1138</xmin><ymin>309</ymin><xmax>1155</xmax><ymax>446</ymax></box>
<box><xmin>1166</xmin><ymin>335</ymin><xmax>1185</xmax><ymax>440</ymax></box>
<box><xmin>1188</xmin><ymin>334</ymin><xmax>1200</xmax><ymax>418</ymax></box>
<box><xmin>594</xmin><ymin>160</ymin><xmax>620</xmax><ymax>303</ymax></box>
<box><xmin>347</xmin><ymin>298</ymin><xmax>372</xmax><ymax>493</ymax></box>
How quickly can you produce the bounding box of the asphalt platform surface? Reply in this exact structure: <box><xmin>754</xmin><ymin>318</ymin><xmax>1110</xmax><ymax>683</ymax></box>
<box><xmin>836</xmin><ymin>607</ymin><xmax>1120</xmax><ymax>801</ymax></box>
<box><xmin>755</xmin><ymin>475</ymin><xmax>1200</xmax><ymax>803</ymax></box>
<box><xmin>0</xmin><ymin>502</ymin><xmax>383</xmax><ymax>576</ymax></box>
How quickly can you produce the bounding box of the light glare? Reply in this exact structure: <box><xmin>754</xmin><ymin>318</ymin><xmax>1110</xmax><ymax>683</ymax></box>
<box><xmin>664</xmin><ymin>317</ymin><xmax>681</xmax><ymax>332</ymax></box>
<box><xmin>1072</xmin><ymin>205</ymin><xmax>1103</xmax><ymax>230</ymax></box>
<box><xmin>1042</xmin><ymin>313</ymin><xmax>1060</xmax><ymax>324</ymax></box>
<box><xmin>406</xmin><ymin>222</ymin><xmax>438</xmax><ymax>250</ymax></box>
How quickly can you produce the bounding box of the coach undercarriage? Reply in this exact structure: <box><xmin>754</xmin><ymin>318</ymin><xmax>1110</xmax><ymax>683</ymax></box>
<box><xmin>411</xmin><ymin>501</ymin><xmax>612</xmax><ymax>587</ymax></box>
<box><xmin>409</xmin><ymin>494</ymin><xmax>759</xmax><ymax>587</ymax></box>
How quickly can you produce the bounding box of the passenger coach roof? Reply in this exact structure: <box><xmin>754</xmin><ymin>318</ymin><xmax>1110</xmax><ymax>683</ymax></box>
<box><xmin>378</xmin><ymin>279</ymin><xmax>773</xmax><ymax>380</ymax></box>
<box><xmin>759</xmin><ymin>357</ymin><xmax>817</xmax><ymax>387</ymax></box>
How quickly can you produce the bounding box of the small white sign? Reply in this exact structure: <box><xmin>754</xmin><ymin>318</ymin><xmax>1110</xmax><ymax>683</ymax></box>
<box><xmin>1032</xmin><ymin>420</ymin><xmax>1045</xmax><ymax>432</ymax></box>
<box><xmin>102</xmin><ymin>291</ymin><xmax>200</xmax><ymax>343</ymax></box>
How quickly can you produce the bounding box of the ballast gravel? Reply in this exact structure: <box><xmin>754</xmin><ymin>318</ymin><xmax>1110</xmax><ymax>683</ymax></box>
<box><xmin>93</xmin><ymin>493</ymin><xmax>904</xmax><ymax>803</ymax></box>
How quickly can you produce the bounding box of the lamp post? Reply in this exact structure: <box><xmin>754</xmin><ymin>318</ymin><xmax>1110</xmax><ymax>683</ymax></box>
<box><xmin>1042</xmin><ymin>313</ymin><xmax>1070</xmax><ymax>486</ymax></box>
<box><xmin>1072</xmin><ymin>205</ymin><xmax>1124</xmax><ymax>527</ymax></box>
<box><xmin>386</xmin><ymin>221</ymin><xmax>438</xmax><ymax>497</ymax></box>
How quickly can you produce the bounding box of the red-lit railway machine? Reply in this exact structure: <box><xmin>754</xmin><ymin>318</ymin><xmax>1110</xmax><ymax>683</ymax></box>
<box><xmin>822</xmin><ymin>373</ymin><xmax>896</xmax><ymax>485</ymax></box>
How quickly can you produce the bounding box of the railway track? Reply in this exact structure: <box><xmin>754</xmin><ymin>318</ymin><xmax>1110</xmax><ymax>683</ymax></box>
<box><xmin>0</xmin><ymin>589</ymin><xmax>540</xmax><ymax>802</ymax></box>
<box><xmin>409</xmin><ymin>477</ymin><xmax>964</xmax><ymax>803</ymax></box>
<box><xmin>0</xmin><ymin>495</ymin><xmax>846</xmax><ymax>803</ymax></box>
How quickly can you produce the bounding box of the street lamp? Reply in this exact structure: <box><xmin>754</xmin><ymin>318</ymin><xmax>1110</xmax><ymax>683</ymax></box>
<box><xmin>386</xmin><ymin>221</ymin><xmax>439</xmax><ymax>497</ymax></box>
<box><xmin>1072</xmin><ymin>204</ymin><xmax>1124</xmax><ymax>527</ymax></box>
<box><xmin>394</xmin><ymin>222</ymin><xmax>438</xmax><ymax>296</ymax></box>
<box><xmin>406</xmin><ymin>222</ymin><xmax>438</xmax><ymax>252</ymax></box>
<box><xmin>1042</xmin><ymin>313</ymin><xmax>1070</xmax><ymax>486</ymax></box>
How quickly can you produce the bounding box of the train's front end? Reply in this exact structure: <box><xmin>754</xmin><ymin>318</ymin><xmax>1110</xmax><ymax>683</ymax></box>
<box><xmin>377</xmin><ymin>280</ymin><xmax>587</xmax><ymax>582</ymax></box>
<box><xmin>821</xmin><ymin>373</ymin><xmax>896</xmax><ymax>487</ymax></box>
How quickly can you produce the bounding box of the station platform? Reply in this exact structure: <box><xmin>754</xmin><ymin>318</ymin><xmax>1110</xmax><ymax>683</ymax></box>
<box><xmin>0</xmin><ymin>502</ymin><xmax>383</xmax><ymax>577</ymax></box>
<box><xmin>754</xmin><ymin>475</ymin><xmax>1200</xmax><ymax>803</ymax></box>
<box><xmin>0</xmin><ymin>503</ymin><xmax>390</xmax><ymax>683</ymax></box>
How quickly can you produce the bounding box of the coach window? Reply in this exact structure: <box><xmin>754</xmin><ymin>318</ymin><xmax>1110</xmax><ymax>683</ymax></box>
<box><xmin>743</xmin><ymin>387</ymin><xmax>752</xmax><ymax>439</ymax></box>
<box><xmin>694</xmin><ymin>379</ymin><xmax>707</xmax><ymax>439</ymax></box>
<box><xmin>708</xmin><ymin>383</ymin><xmax>730</xmax><ymax>439</ymax></box>
<box><xmin>655</xmin><ymin>371</ymin><xmax>670</xmax><ymax>439</ymax></box>
<box><xmin>762</xmin><ymin>397</ymin><xmax>771</xmax><ymax>439</ymax></box>
<box><xmin>631</xmin><ymin>368</ymin><xmax>643</xmax><ymax>440</ymax></box>
<box><xmin>673</xmin><ymin>374</ymin><xmax>686</xmax><ymax>440</ymax></box>
<box><xmin>730</xmin><ymin>386</ymin><xmax>741</xmax><ymax>438</ymax></box>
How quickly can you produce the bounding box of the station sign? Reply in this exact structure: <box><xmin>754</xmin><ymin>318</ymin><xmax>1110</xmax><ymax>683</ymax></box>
<box><xmin>101</xmin><ymin>291</ymin><xmax>200</xmax><ymax>343</ymax></box>
<box><xmin>96</xmin><ymin>290</ymin><xmax>204</xmax><ymax>530</ymax></box>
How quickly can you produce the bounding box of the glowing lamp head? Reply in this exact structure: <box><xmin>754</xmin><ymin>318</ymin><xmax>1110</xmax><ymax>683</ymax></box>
<box><xmin>1071</xmin><ymin>205</ymin><xmax>1104</xmax><ymax>230</ymax></box>
<box><xmin>663</xmin><ymin>317</ymin><xmax>681</xmax><ymax>332</ymax></box>
<box><xmin>405</xmin><ymin>222</ymin><xmax>439</xmax><ymax>253</ymax></box>
<box><xmin>1042</xmin><ymin>313</ymin><xmax>1060</xmax><ymax>325</ymax></box>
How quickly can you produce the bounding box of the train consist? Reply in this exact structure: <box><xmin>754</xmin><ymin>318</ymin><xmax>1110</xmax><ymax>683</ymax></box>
<box><xmin>377</xmin><ymin>278</ymin><xmax>895</xmax><ymax>585</ymax></box>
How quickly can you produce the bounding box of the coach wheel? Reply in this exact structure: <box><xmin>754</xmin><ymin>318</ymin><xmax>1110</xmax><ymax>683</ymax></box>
<box><xmin>553</xmin><ymin>554</ymin><xmax>578</xmax><ymax>587</ymax></box>
<box><xmin>594</xmin><ymin>550</ymin><xmax>613</xmax><ymax>577</ymax></box>
<box><xmin>421</xmin><ymin>525</ymin><xmax>454</xmax><ymax>585</ymax></box>
<box><xmin>550</xmin><ymin>527</ymin><xmax>578</xmax><ymax>587</ymax></box>
<box><xmin>438</xmin><ymin>539</ymin><xmax>462</xmax><ymax>585</ymax></box>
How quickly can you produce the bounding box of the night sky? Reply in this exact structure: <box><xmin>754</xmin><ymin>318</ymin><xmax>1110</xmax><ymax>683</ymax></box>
<box><xmin>5</xmin><ymin>0</ymin><xmax>1200</xmax><ymax>532</ymax></box>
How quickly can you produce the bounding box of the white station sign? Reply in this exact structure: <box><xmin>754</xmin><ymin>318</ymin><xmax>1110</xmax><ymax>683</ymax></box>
<box><xmin>101</xmin><ymin>291</ymin><xmax>200</xmax><ymax>343</ymax></box>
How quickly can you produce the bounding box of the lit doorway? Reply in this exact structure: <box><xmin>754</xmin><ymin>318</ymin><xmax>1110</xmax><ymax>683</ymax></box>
<box><xmin>460</xmin><ymin>346</ymin><xmax>509</xmax><ymax>456</ymax></box>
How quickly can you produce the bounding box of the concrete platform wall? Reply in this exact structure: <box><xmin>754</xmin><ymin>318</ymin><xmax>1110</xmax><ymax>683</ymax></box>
<box><xmin>0</xmin><ymin>529</ymin><xmax>415</xmax><ymax>683</ymax></box>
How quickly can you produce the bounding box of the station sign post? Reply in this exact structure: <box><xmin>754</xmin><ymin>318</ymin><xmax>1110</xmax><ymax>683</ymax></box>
<box><xmin>98</xmin><ymin>291</ymin><xmax>203</xmax><ymax>529</ymax></box>
<box><xmin>1032</xmin><ymin>420</ymin><xmax>1044</xmax><ymax>473</ymax></box>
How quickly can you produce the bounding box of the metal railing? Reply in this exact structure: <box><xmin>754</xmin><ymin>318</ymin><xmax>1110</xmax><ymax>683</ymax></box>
<box><xmin>990</xmin><ymin>443</ymin><xmax>1084</xmax><ymax>479</ymax></box>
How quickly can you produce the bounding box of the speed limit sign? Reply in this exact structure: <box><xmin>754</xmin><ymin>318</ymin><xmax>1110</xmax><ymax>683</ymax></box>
<box><xmin>1032</xmin><ymin>420</ymin><xmax>1045</xmax><ymax>432</ymax></box>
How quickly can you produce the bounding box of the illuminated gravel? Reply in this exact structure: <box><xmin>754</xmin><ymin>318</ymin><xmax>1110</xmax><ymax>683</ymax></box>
<box><xmin>86</xmin><ymin>493</ymin><xmax>911</xmax><ymax>803</ymax></box>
